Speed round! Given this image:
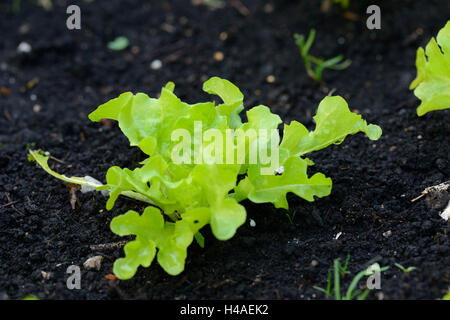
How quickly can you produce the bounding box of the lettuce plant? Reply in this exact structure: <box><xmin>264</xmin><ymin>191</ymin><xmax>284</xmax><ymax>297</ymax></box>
<box><xmin>29</xmin><ymin>77</ymin><xmax>381</xmax><ymax>279</ymax></box>
<box><xmin>410</xmin><ymin>21</ymin><xmax>450</xmax><ymax>116</ymax></box>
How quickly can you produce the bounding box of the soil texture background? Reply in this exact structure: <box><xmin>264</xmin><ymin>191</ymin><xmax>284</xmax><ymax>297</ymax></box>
<box><xmin>0</xmin><ymin>0</ymin><xmax>449</xmax><ymax>300</ymax></box>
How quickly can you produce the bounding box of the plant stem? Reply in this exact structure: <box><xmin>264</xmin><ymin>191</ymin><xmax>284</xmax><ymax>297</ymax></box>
<box><xmin>334</xmin><ymin>259</ymin><xmax>341</xmax><ymax>300</ymax></box>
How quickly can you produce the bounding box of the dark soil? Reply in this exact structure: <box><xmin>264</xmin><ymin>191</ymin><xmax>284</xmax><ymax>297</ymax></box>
<box><xmin>0</xmin><ymin>0</ymin><xmax>449</xmax><ymax>300</ymax></box>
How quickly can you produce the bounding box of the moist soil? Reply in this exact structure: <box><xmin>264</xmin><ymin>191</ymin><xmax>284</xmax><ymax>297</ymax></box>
<box><xmin>0</xmin><ymin>0</ymin><xmax>449</xmax><ymax>300</ymax></box>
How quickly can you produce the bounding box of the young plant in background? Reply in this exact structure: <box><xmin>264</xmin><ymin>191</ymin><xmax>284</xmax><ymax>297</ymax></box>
<box><xmin>338</xmin><ymin>253</ymin><xmax>351</xmax><ymax>278</ymax></box>
<box><xmin>394</xmin><ymin>263</ymin><xmax>417</xmax><ymax>275</ymax></box>
<box><xmin>196</xmin><ymin>0</ymin><xmax>225</xmax><ymax>9</ymax></box>
<box><xmin>410</xmin><ymin>20</ymin><xmax>450</xmax><ymax>116</ymax></box>
<box><xmin>29</xmin><ymin>77</ymin><xmax>381</xmax><ymax>279</ymax></box>
<box><xmin>11</xmin><ymin>0</ymin><xmax>21</xmax><ymax>12</ymax></box>
<box><xmin>333</xmin><ymin>0</ymin><xmax>350</xmax><ymax>9</ymax></box>
<box><xmin>314</xmin><ymin>257</ymin><xmax>389</xmax><ymax>300</ymax></box>
<box><xmin>443</xmin><ymin>288</ymin><xmax>450</xmax><ymax>300</ymax></box>
<box><xmin>294</xmin><ymin>30</ymin><xmax>351</xmax><ymax>83</ymax></box>
<box><xmin>321</xmin><ymin>0</ymin><xmax>350</xmax><ymax>12</ymax></box>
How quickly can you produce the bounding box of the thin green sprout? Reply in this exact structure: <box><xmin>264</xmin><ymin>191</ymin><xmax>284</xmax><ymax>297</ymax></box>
<box><xmin>294</xmin><ymin>29</ymin><xmax>351</xmax><ymax>83</ymax></box>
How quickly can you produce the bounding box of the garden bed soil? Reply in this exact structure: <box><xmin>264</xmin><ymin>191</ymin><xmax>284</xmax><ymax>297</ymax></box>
<box><xmin>0</xmin><ymin>0</ymin><xmax>449</xmax><ymax>299</ymax></box>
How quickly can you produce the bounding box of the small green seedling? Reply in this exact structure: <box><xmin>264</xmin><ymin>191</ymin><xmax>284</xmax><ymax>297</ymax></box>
<box><xmin>333</xmin><ymin>0</ymin><xmax>350</xmax><ymax>9</ymax></box>
<box><xmin>314</xmin><ymin>257</ymin><xmax>389</xmax><ymax>300</ymax></box>
<box><xmin>338</xmin><ymin>253</ymin><xmax>351</xmax><ymax>278</ymax></box>
<box><xmin>314</xmin><ymin>269</ymin><xmax>333</xmax><ymax>297</ymax></box>
<box><xmin>443</xmin><ymin>288</ymin><xmax>450</xmax><ymax>300</ymax></box>
<box><xmin>394</xmin><ymin>263</ymin><xmax>417</xmax><ymax>275</ymax></box>
<box><xmin>12</xmin><ymin>0</ymin><xmax>21</xmax><ymax>12</ymax></box>
<box><xmin>294</xmin><ymin>29</ymin><xmax>351</xmax><ymax>83</ymax></box>
<box><xmin>25</xmin><ymin>142</ymin><xmax>36</xmax><ymax>151</ymax></box>
<box><xmin>107</xmin><ymin>36</ymin><xmax>130</xmax><ymax>51</ymax></box>
<box><xmin>321</xmin><ymin>0</ymin><xmax>350</xmax><ymax>12</ymax></box>
<box><xmin>285</xmin><ymin>209</ymin><xmax>297</xmax><ymax>225</ymax></box>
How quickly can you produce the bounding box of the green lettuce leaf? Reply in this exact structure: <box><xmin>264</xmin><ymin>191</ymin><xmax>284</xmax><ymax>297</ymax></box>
<box><xmin>203</xmin><ymin>77</ymin><xmax>244</xmax><ymax>128</ymax></box>
<box><xmin>237</xmin><ymin>156</ymin><xmax>332</xmax><ymax>209</ymax></box>
<box><xmin>410</xmin><ymin>21</ymin><xmax>450</xmax><ymax>116</ymax></box>
<box><xmin>111</xmin><ymin>206</ymin><xmax>210</xmax><ymax>278</ymax></box>
<box><xmin>286</xmin><ymin>96</ymin><xmax>381</xmax><ymax>156</ymax></box>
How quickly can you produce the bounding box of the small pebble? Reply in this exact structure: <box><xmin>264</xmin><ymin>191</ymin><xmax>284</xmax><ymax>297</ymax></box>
<box><xmin>249</xmin><ymin>219</ymin><xmax>256</xmax><ymax>227</ymax></box>
<box><xmin>376</xmin><ymin>292</ymin><xmax>385</xmax><ymax>300</ymax></box>
<box><xmin>150</xmin><ymin>59</ymin><xmax>162</xmax><ymax>70</ymax></box>
<box><xmin>383</xmin><ymin>230</ymin><xmax>392</xmax><ymax>238</ymax></box>
<box><xmin>274</xmin><ymin>166</ymin><xmax>284</xmax><ymax>175</ymax></box>
<box><xmin>41</xmin><ymin>270</ymin><xmax>52</xmax><ymax>280</ymax></box>
<box><xmin>441</xmin><ymin>202</ymin><xmax>450</xmax><ymax>221</ymax></box>
<box><xmin>263</xmin><ymin>4</ymin><xmax>274</xmax><ymax>13</ymax></box>
<box><xmin>161</xmin><ymin>23</ymin><xmax>176</xmax><ymax>34</ymax></box>
<box><xmin>266</xmin><ymin>75</ymin><xmax>275</xmax><ymax>83</ymax></box>
<box><xmin>179</xmin><ymin>17</ymin><xmax>189</xmax><ymax>25</ymax></box>
<box><xmin>131</xmin><ymin>46</ymin><xmax>140</xmax><ymax>54</ymax></box>
<box><xmin>1</xmin><ymin>87</ymin><xmax>11</xmax><ymax>96</ymax></box>
<box><xmin>219</xmin><ymin>32</ymin><xmax>228</xmax><ymax>41</ymax></box>
<box><xmin>17</xmin><ymin>42</ymin><xmax>32</xmax><ymax>54</ymax></box>
<box><xmin>83</xmin><ymin>255</ymin><xmax>103</xmax><ymax>271</ymax></box>
<box><xmin>213</xmin><ymin>51</ymin><xmax>224</xmax><ymax>61</ymax></box>
<box><xmin>33</xmin><ymin>104</ymin><xmax>41</xmax><ymax>113</ymax></box>
<box><xmin>19</xmin><ymin>24</ymin><xmax>30</xmax><ymax>34</ymax></box>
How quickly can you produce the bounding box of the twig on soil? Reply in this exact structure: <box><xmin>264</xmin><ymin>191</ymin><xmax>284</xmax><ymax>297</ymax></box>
<box><xmin>147</xmin><ymin>40</ymin><xmax>186</xmax><ymax>61</ymax></box>
<box><xmin>0</xmin><ymin>200</ymin><xmax>19</xmax><ymax>208</ymax></box>
<box><xmin>411</xmin><ymin>181</ymin><xmax>450</xmax><ymax>203</ymax></box>
<box><xmin>69</xmin><ymin>186</ymin><xmax>80</xmax><ymax>210</ymax></box>
<box><xmin>49</xmin><ymin>155</ymin><xmax>65</xmax><ymax>164</ymax></box>
<box><xmin>162</xmin><ymin>50</ymin><xmax>186</xmax><ymax>64</ymax></box>
<box><xmin>229</xmin><ymin>0</ymin><xmax>250</xmax><ymax>16</ymax></box>
<box><xmin>90</xmin><ymin>240</ymin><xmax>127</xmax><ymax>251</ymax></box>
<box><xmin>3</xmin><ymin>110</ymin><xmax>14</xmax><ymax>124</ymax></box>
<box><xmin>4</xmin><ymin>194</ymin><xmax>23</xmax><ymax>215</ymax></box>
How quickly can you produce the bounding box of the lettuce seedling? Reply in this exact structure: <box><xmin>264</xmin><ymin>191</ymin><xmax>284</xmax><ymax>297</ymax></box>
<box><xmin>29</xmin><ymin>77</ymin><xmax>381</xmax><ymax>279</ymax></box>
<box><xmin>410</xmin><ymin>21</ymin><xmax>450</xmax><ymax>116</ymax></box>
<box><xmin>294</xmin><ymin>30</ymin><xmax>351</xmax><ymax>83</ymax></box>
